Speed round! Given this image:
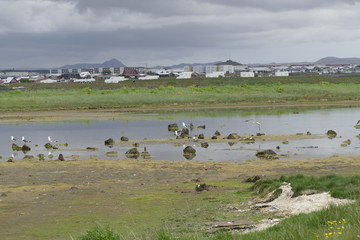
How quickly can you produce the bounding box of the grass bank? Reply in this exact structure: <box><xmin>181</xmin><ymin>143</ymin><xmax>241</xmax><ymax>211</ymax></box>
<box><xmin>3</xmin><ymin>79</ymin><xmax>360</xmax><ymax>111</ymax></box>
<box><xmin>76</xmin><ymin>175</ymin><xmax>360</xmax><ymax>240</ymax></box>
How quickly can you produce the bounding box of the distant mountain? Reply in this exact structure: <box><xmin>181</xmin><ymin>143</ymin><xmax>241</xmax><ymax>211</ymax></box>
<box><xmin>59</xmin><ymin>58</ymin><xmax>126</xmax><ymax>69</ymax></box>
<box><xmin>315</xmin><ymin>57</ymin><xmax>360</xmax><ymax>65</ymax></box>
<box><xmin>152</xmin><ymin>61</ymin><xmax>222</xmax><ymax>69</ymax></box>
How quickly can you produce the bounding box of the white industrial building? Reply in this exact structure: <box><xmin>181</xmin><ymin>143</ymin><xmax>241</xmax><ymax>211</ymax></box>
<box><xmin>240</xmin><ymin>72</ymin><xmax>255</xmax><ymax>77</ymax></box>
<box><xmin>176</xmin><ymin>72</ymin><xmax>193</xmax><ymax>79</ymax></box>
<box><xmin>206</xmin><ymin>71</ymin><xmax>226</xmax><ymax>78</ymax></box>
<box><xmin>275</xmin><ymin>71</ymin><xmax>290</xmax><ymax>77</ymax></box>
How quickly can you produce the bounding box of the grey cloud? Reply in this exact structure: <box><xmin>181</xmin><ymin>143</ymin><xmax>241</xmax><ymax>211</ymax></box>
<box><xmin>0</xmin><ymin>22</ymin><xmax>239</xmax><ymax>68</ymax></box>
<box><xmin>202</xmin><ymin>0</ymin><xmax>360</xmax><ymax>11</ymax></box>
<box><xmin>54</xmin><ymin>0</ymin><xmax>202</xmax><ymax>17</ymax></box>
<box><xmin>49</xmin><ymin>0</ymin><xmax>360</xmax><ymax>15</ymax></box>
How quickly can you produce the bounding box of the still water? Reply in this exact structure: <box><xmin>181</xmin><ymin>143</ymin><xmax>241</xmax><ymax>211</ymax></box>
<box><xmin>1</xmin><ymin>106</ymin><xmax>360</xmax><ymax>162</ymax></box>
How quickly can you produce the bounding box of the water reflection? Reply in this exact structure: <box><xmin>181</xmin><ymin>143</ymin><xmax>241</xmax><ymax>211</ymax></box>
<box><xmin>1</xmin><ymin>106</ymin><xmax>360</xmax><ymax>162</ymax></box>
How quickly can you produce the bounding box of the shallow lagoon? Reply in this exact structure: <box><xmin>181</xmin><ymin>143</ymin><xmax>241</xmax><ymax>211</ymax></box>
<box><xmin>1</xmin><ymin>106</ymin><xmax>360</xmax><ymax>162</ymax></box>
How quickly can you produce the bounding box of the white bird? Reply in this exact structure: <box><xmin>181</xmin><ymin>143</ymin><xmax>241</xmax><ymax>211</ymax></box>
<box><xmin>48</xmin><ymin>136</ymin><xmax>58</xmax><ymax>143</ymax></box>
<box><xmin>245</xmin><ymin>119</ymin><xmax>262</xmax><ymax>132</ymax></box>
<box><xmin>21</xmin><ymin>136</ymin><xmax>31</xmax><ymax>143</ymax></box>
<box><xmin>174</xmin><ymin>130</ymin><xmax>181</xmax><ymax>137</ymax></box>
<box><xmin>11</xmin><ymin>136</ymin><xmax>18</xmax><ymax>141</ymax></box>
<box><xmin>182</xmin><ymin>122</ymin><xmax>189</xmax><ymax>128</ymax></box>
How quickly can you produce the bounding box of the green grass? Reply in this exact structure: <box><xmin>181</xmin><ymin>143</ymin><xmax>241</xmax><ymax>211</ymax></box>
<box><xmin>77</xmin><ymin>225</ymin><xmax>124</xmax><ymax>240</ymax></box>
<box><xmin>252</xmin><ymin>174</ymin><xmax>360</xmax><ymax>200</ymax></box>
<box><xmin>3</xmin><ymin>81</ymin><xmax>360</xmax><ymax>111</ymax></box>
<box><xmin>3</xmin><ymin>75</ymin><xmax>360</xmax><ymax>112</ymax></box>
<box><xmin>75</xmin><ymin>175</ymin><xmax>360</xmax><ymax>240</ymax></box>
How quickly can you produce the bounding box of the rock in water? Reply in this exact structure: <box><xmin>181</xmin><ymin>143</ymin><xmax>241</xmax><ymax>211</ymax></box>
<box><xmin>104</xmin><ymin>138</ymin><xmax>115</xmax><ymax>146</ymax></box>
<box><xmin>12</xmin><ymin>143</ymin><xmax>22</xmax><ymax>151</ymax></box>
<box><xmin>22</xmin><ymin>144</ymin><xmax>31</xmax><ymax>153</ymax></box>
<box><xmin>168</xmin><ymin>123</ymin><xmax>178</xmax><ymax>131</ymax></box>
<box><xmin>256</xmin><ymin>149</ymin><xmax>278</xmax><ymax>159</ymax></box>
<box><xmin>125</xmin><ymin>148</ymin><xmax>140</xmax><ymax>159</ymax></box>
<box><xmin>121</xmin><ymin>136</ymin><xmax>129</xmax><ymax>142</ymax></box>
<box><xmin>326</xmin><ymin>130</ymin><xmax>337</xmax><ymax>138</ymax></box>
<box><xmin>183</xmin><ymin>146</ymin><xmax>196</xmax><ymax>154</ymax></box>
<box><xmin>201</xmin><ymin>142</ymin><xmax>209</xmax><ymax>148</ymax></box>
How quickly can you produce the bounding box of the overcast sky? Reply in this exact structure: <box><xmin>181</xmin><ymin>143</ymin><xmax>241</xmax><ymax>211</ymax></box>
<box><xmin>1</xmin><ymin>0</ymin><xmax>360</xmax><ymax>68</ymax></box>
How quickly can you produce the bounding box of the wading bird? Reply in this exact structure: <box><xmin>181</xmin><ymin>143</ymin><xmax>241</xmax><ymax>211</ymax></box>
<box><xmin>245</xmin><ymin>119</ymin><xmax>262</xmax><ymax>132</ymax></box>
<box><xmin>21</xmin><ymin>136</ymin><xmax>31</xmax><ymax>143</ymax></box>
<box><xmin>174</xmin><ymin>130</ymin><xmax>181</xmax><ymax>137</ymax></box>
<box><xmin>48</xmin><ymin>136</ymin><xmax>58</xmax><ymax>143</ymax></box>
<box><xmin>11</xmin><ymin>136</ymin><xmax>18</xmax><ymax>141</ymax></box>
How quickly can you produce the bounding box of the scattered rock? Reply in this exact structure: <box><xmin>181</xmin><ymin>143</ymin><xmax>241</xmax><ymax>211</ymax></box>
<box><xmin>180</xmin><ymin>128</ymin><xmax>190</xmax><ymax>138</ymax></box>
<box><xmin>1</xmin><ymin>193</ymin><xmax>8</xmax><ymax>197</ymax></box>
<box><xmin>38</xmin><ymin>154</ymin><xmax>45</xmax><ymax>161</ymax></box>
<box><xmin>197</xmin><ymin>125</ymin><xmax>206</xmax><ymax>129</ymax></box>
<box><xmin>211</xmin><ymin>136</ymin><xmax>217</xmax><ymax>140</ymax></box>
<box><xmin>121</xmin><ymin>136</ymin><xmax>129</xmax><ymax>142</ymax></box>
<box><xmin>306</xmin><ymin>131</ymin><xmax>312</xmax><ymax>135</ymax></box>
<box><xmin>168</xmin><ymin>123</ymin><xmax>178</xmax><ymax>131</ymax></box>
<box><xmin>227</xmin><ymin>133</ymin><xmax>239</xmax><ymax>139</ymax></box>
<box><xmin>22</xmin><ymin>144</ymin><xmax>31</xmax><ymax>153</ymax></box>
<box><xmin>198</xmin><ymin>133</ymin><xmax>205</xmax><ymax>139</ymax></box>
<box><xmin>214</xmin><ymin>130</ymin><xmax>221</xmax><ymax>136</ymax></box>
<box><xmin>104</xmin><ymin>138</ymin><xmax>115</xmax><ymax>146</ymax></box>
<box><xmin>125</xmin><ymin>148</ymin><xmax>140</xmax><ymax>159</ymax></box>
<box><xmin>58</xmin><ymin>154</ymin><xmax>65</xmax><ymax>161</ymax></box>
<box><xmin>183</xmin><ymin>146</ymin><xmax>196</xmax><ymax>154</ymax></box>
<box><xmin>195</xmin><ymin>183</ymin><xmax>209</xmax><ymax>192</ymax></box>
<box><xmin>201</xmin><ymin>142</ymin><xmax>209</xmax><ymax>148</ymax></box>
<box><xmin>326</xmin><ymin>130</ymin><xmax>337</xmax><ymax>138</ymax></box>
<box><xmin>12</xmin><ymin>143</ymin><xmax>22</xmax><ymax>151</ymax></box>
<box><xmin>44</xmin><ymin>143</ymin><xmax>58</xmax><ymax>150</ymax></box>
<box><xmin>256</xmin><ymin>149</ymin><xmax>278</xmax><ymax>159</ymax></box>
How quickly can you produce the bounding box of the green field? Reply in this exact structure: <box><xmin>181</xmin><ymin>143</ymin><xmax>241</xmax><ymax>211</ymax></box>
<box><xmin>2</xmin><ymin>75</ymin><xmax>360</xmax><ymax>111</ymax></box>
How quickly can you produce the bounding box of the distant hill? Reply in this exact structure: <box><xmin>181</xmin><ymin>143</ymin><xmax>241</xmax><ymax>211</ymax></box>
<box><xmin>152</xmin><ymin>61</ymin><xmax>222</xmax><ymax>69</ymax></box>
<box><xmin>59</xmin><ymin>58</ymin><xmax>126</xmax><ymax>69</ymax></box>
<box><xmin>315</xmin><ymin>57</ymin><xmax>360</xmax><ymax>65</ymax></box>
